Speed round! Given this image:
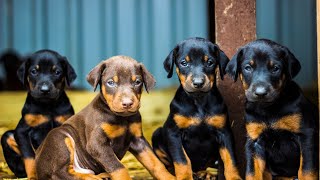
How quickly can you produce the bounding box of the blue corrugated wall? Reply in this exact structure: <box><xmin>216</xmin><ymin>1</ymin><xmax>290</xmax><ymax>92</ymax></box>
<box><xmin>0</xmin><ymin>0</ymin><xmax>208</xmax><ymax>89</ymax></box>
<box><xmin>256</xmin><ymin>0</ymin><xmax>317</xmax><ymax>89</ymax></box>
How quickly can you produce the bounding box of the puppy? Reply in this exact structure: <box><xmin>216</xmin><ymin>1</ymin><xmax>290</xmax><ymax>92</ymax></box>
<box><xmin>152</xmin><ymin>37</ymin><xmax>242</xmax><ymax>180</ymax></box>
<box><xmin>1</xmin><ymin>49</ymin><xmax>77</xmax><ymax>179</ymax></box>
<box><xmin>226</xmin><ymin>39</ymin><xmax>319</xmax><ymax>179</ymax></box>
<box><xmin>35</xmin><ymin>56</ymin><xmax>175</xmax><ymax>180</ymax></box>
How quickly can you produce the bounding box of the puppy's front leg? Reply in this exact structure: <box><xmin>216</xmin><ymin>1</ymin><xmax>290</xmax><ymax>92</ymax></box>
<box><xmin>298</xmin><ymin>129</ymin><xmax>318</xmax><ymax>180</ymax></box>
<box><xmin>165</xmin><ymin>128</ymin><xmax>193</xmax><ymax>180</ymax></box>
<box><xmin>128</xmin><ymin>122</ymin><xmax>175</xmax><ymax>180</ymax></box>
<box><xmin>87</xmin><ymin>130</ymin><xmax>131</xmax><ymax>180</ymax></box>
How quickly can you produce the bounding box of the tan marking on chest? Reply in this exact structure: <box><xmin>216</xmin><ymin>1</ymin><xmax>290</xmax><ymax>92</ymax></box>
<box><xmin>55</xmin><ymin>114</ymin><xmax>72</xmax><ymax>124</ymax></box>
<box><xmin>246</xmin><ymin>156</ymin><xmax>266</xmax><ymax>180</ymax></box>
<box><xmin>24</xmin><ymin>114</ymin><xmax>49</xmax><ymax>127</ymax></box>
<box><xmin>23</xmin><ymin>158</ymin><xmax>36</xmax><ymax>179</ymax></box>
<box><xmin>271</xmin><ymin>114</ymin><xmax>301</xmax><ymax>133</ymax></box>
<box><xmin>246</xmin><ymin>122</ymin><xmax>267</xmax><ymax>140</ymax></box>
<box><xmin>129</xmin><ymin>122</ymin><xmax>142</xmax><ymax>137</ymax></box>
<box><xmin>173</xmin><ymin>114</ymin><xmax>200</xmax><ymax>128</ymax></box>
<box><xmin>101</xmin><ymin>123</ymin><xmax>126</xmax><ymax>139</ymax></box>
<box><xmin>205</xmin><ymin>114</ymin><xmax>226</xmax><ymax>129</ymax></box>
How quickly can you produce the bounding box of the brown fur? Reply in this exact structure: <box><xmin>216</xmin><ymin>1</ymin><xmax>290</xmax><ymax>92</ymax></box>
<box><xmin>36</xmin><ymin>56</ymin><xmax>174</xmax><ymax>180</ymax></box>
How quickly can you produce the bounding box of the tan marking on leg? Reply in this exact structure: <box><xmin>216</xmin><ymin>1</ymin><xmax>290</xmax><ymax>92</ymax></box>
<box><xmin>205</xmin><ymin>114</ymin><xmax>226</xmax><ymax>129</ymax></box>
<box><xmin>246</xmin><ymin>122</ymin><xmax>267</xmax><ymax>140</ymax></box>
<box><xmin>185</xmin><ymin>55</ymin><xmax>191</xmax><ymax>62</ymax></box>
<box><xmin>155</xmin><ymin>149</ymin><xmax>170</xmax><ymax>166</ymax></box>
<box><xmin>274</xmin><ymin>177</ymin><xmax>296</xmax><ymax>180</ymax></box>
<box><xmin>271</xmin><ymin>114</ymin><xmax>301</xmax><ymax>133</ymax></box>
<box><xmin>65</xmin><ymin>137</ymin><xmax>101</xmax><ymax>180</ymax></box>
<box><xmin>173</xmin><ymin>148</ymin><xmax>193</xmax><ymax>180</ymax></box>
<box><xmin>263</xmin><ymin>170</ymin><xmax>272</xmax><ymax>180</ymax></box>
<box><xmin>101</xmin><ymin>123</ymin><xmax>126</xmax><ymax>139</ymax></box>
<box><xmin>24</xmin><ymin>114</ymin><xmax>49</xmax><ymax>127</ymax></box>
<box><xmin>219</xmin><ymin>148</ymin><xmax>241</xmax><ymax>180</ymax></box>
<box><xmin>173</xmin><ymin>114</ymin><xmax>200</xmax><ymax>128</ymax></box>
<box><xmin>136</xmin><ymin>148</ymin><xmax>175</xmax><ymax>180</ymax></box>
<box><xmin>298</xmin><ymin>154</ymin><xmax>318</xmax><ymax>180</ymax></box>
<box><xmin>109</xmin><ymin>168</ymin><xmax>131</xmax><ymax>180</ymax></box>
<box><xmin>6</xmin><ymin>135</ymin><xmax>21</xmax><ymax>155</ymax></box>
<box><xmin>246</xmin><ymin>156</ymin><xmax>265</xmax><ymax>180</ymax></box>
<box><xmin>129</xmin><ymin>122</ymin><xmax>142</xmax><ymax>137</ymax></box>
<box><xmin>55</xmin><ymin>114</ymin><xmax>72</xmax><ymax>124</ymax></box>
<box><xmin>23</xmin><ymin>158</ymin><xmax>36</xmax><ymax>179</ymax></box>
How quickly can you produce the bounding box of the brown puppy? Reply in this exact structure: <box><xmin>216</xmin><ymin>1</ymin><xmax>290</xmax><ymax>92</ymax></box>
<box><xmin>35</xmin><ymin>56</ymin><xmax>175</xmax><ymax>180</ymax></box>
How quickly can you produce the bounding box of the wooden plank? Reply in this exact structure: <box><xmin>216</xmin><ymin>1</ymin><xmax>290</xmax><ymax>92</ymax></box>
<box><xmin>317</xmin><ymin>0</ymin><xmax>320</xmax><ymax>109</ymax></box>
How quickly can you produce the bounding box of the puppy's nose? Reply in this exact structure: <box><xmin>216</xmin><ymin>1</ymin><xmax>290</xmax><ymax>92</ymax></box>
<box><xmin>40</xmin><ymin>84</ymin><xmax>50</xmax><ymax>93</ymax></box>
<box><xmin>255</xmin><ymin>86</ymin><xmax>267</xmax><ymax>97</ymax></box>
<box><xmin>122</xmin><ymin>98</ymin><xmax>133</xmax><ymax>109</ymax></box>
<box><xmin>193</xmin><ymin>77</ymin><xmax>205</xmax><ymax>88</ymax></box>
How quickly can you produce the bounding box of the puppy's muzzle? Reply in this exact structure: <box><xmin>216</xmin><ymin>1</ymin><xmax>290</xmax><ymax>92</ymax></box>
<box><xmin>192</xmin><ymin>77</ymin><xmax>205</xmax><ymax>89</ymax></box>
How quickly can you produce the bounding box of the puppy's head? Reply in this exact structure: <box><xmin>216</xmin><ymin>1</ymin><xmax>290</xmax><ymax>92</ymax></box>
<box><xmin>87</xmin><ymin>56</ymin><xmax>156</xmax><ymax>116</ymax></box>
<box><xmin>17</xmin><ymin>50</ymin><xmax>77</xmax><ymax>101</ymax></box>
<box><xmin>164</xmin><ymin>37</ymin><xmax>229</xmax><ymax>95</ymax></box>
<box><xmin>226</xmin><ymin>39</ymin><xmax>301</xmax><ymax>103</ymax></box>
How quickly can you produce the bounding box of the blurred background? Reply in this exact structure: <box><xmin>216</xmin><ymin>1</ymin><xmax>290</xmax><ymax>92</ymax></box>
<box><xmin>0</xmin><ymin>0</ymin><xmax>317</xmax><ymax>90</ymax></box>
<box><xmin>0</xmin><ymin>0</ymin><xmax>317</xmax><ymax>179</ymax></box>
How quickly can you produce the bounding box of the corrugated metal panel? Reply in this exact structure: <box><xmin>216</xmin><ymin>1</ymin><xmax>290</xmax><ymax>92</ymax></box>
<box><xmin>0</xmin><ymin>0</ymin><xmax>208</xmax><ymax>89</ymax></box>
<box><xmin>256</xmin><ymin>0</ymin><xmax>316</xmax><ymax>88</ymax></box>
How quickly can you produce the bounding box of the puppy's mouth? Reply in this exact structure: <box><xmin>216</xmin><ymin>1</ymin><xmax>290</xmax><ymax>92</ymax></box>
<box><xmin>30</xmin><ymin>89</ymin><xmax>60</xmax><ymax>101</ymax></box>
<box><xmin>109</xmin><ymin>103</ymin><xmax>141</xmax><ymax>117</ymax></box>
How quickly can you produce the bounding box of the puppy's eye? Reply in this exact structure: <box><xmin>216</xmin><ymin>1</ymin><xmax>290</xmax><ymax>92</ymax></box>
<box><xmin>207</xmin><ymin>59</ymin><xmax>214</xmax><ymax>67</ymax></box>
<box><xmin>54</xmin><ymin>69</ymin><xmax>61</xmax><ymax>76</ymax></box>
<box><xmin>134</xmin><ymin>79</ymin><xmax>142</xmax><ymax>86</ymax></box>
<box><xmin>272</xmin><ymin>66</ymin><xmax>280</xmax><ymax>73</ymax></box>
<box><xmin>180</xmin><ymin>60</ymin><xmax>188</xmax><ymax>67</ymax></box>
<box><xmin>107</xmin><ymin>80</ymin><xmax>116</xmax><ymax>87</ymax></box>
<box><xmin>30</xmin><ymin>69</ymin><xmax>38</xmax><ymax>76</ymax></box>
<box><xmin>244</xmin><ymin>65</ymin><xmax>252</xmax><ymax>72</ymax></box>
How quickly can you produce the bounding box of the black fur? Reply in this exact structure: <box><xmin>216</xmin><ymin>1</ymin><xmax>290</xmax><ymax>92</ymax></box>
<box><xmin>1</xmin><ymin>49</ymin><xmax>77</xmax><ymax>178</ymax></box>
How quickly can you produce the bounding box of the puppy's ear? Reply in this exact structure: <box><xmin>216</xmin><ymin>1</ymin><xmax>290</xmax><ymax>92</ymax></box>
<box><xmin>163</xmin><ymin>46</ymin><xmax>179</xmax><ymax>78</ymax></box>
<box><xmin>86</xmin><ymin>62</ymin><xmax>106</xmax><ymax>91</ymax></box>
<box><xmin>226</xmin><ymin>48</ymin><xmax>243</xmax><ymax>82</ymax></box>
<box><xmin>140</xmin><ymin>63</ymin><xmax>156</xmax><ymax>93</ymax></box>
<box><xmin>17</xmin><ymin>57</ymin><xmax>30</xmax><ymax>85</ymax></box>
<box><xmin>280</xmin><ymin>47</ymin><xmax>301</xmax><ymax>79</ymax></box>
<box><xmin>210</xmin><ymin>43</ymin><xmax>230</xmax><ymax>80</ymax></box>
<box><xmin>61</xmin><ymin>57</ymin><xmax>77</xmax><ymax>86</ymax></box>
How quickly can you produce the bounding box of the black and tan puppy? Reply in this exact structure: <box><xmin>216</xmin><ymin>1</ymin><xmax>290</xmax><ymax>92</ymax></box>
<box><xmin>226</xmin><ymin>39</ymin><xmax>319</xmax><ymax>179</ymax></box>
<box><xmin>152</xmin><ymin>37</ymin><xmax>241</xmax><ymax>180</ymax></box>
<box><xmin>1</xmin><ymin>49</ymin><xmax>77</xmax><ymax>179</ymax></box>
<box><xmin>35</xmin><ymin>56</ymin><xmax>175</xmax><ymax>180</ymax></box>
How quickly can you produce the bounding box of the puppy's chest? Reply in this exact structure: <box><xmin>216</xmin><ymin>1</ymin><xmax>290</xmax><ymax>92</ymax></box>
<box><xmin>100</xmin><ymin>121</ymin><xmax>142</xmax><ymax>156</ymax></box>
<box><xmin>246</xmin><ymin>113</ymin><xmax>302</xmax><ymax>141</ymax></box>
<box><xmin>23</xmin><ymin>113</ymin><xmax>72</xmax><ymax>128</ymax></box>
<box><xmin>173</xmin><ymin>111</ymin><xmax>227</xmax><ymax>130</ymax></box>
